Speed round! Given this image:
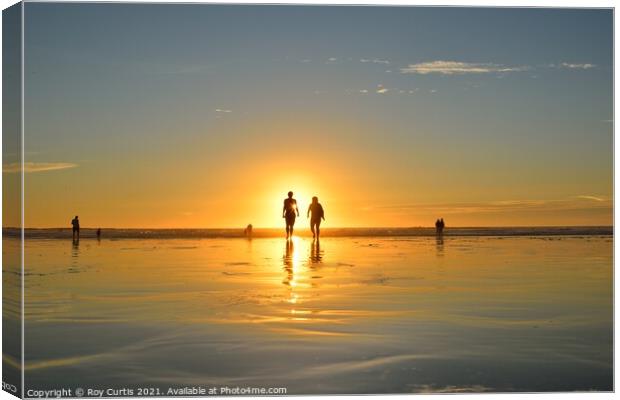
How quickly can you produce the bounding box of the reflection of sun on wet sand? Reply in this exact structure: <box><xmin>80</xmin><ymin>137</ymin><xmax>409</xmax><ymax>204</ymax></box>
<box><xmin>13</xmin><ymin>233</ymin><xmax>612</xmax><ymax>393</ymax></box>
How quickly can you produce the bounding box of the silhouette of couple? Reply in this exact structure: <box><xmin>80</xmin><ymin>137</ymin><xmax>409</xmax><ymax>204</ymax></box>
<box><xmin>282</xmin><ymin>191</ymin><xmax>325</xmax><ymax>239</ymax></box>
<box><xmin>435</xmin><ymin>218</ymin><xmax>445</xmax><ymax>235</ymax></box>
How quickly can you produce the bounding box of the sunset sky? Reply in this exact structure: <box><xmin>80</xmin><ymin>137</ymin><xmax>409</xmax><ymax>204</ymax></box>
<box><xmin>5</xmin><ymin>4</ymin><xmax>613</xmax><ymax>228</ymax></box>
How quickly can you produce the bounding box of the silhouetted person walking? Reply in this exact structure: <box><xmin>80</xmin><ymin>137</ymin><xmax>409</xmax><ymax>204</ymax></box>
<box><xmin>96</xmin><ymin>228</ymin><xmax>101</xmax><ymax>241</ymax></box>
<box><xmin>307</xmin><ymin>196</ymin><xmax>325</xmax><ymax>239</ymax></box>
<box><xmin>71</xmin><ymin>216</ymin><xmax>80</xmax><ymax>242</ymax></box>
<box><xmin>282</xmin><ymin>191</ymin><xmax>299</xmax><ymax>239</ymax></box>
<box><xmin>435</xmin><ymin>218</ymin><xmax>445</xmax><ymax>235</ymax></box>
<box><xmin>244</xmin><ymin>224</ymin><xmax>253</xmax><ymax>238</ymax></box>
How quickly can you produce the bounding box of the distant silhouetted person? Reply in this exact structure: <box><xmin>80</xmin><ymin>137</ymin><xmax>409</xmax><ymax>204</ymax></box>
<box><xmin>282</xmin><ymin>191</ymin><xmax>299</xmax><ymax>239</ymax></box>
<box><xmin>244</xmin><ymin>224</ymin><xmax>253</xmax><ymax>238</ymax></box>
<box><xmin>307</xmin><ymin>196</ymin><xmax>325</xmax><ymax>239</ymax></box>
<box><xmin>435</xmin><ymin>218</ymin><xmax>445</xmax><ymax>235</ymax></box>
<box><xmin>71</xmin><ymin>216</ymin><xmax>80</xmax><ymax>241</ymax></box>
<box><xmin>96</xmin><ymin>228</ymin><xmax>101</xmax><ymax>240</ymax></box>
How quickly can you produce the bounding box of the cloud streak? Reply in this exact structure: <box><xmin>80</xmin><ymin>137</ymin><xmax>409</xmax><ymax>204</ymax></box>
<box><xmin>401</xmin><ymin>60</ymin><xmax>529</xmax><ymax>75</ymax></box>
<box><xmin>556</xmin><ymin>62</ymin><xmax>596</xmax><ymax>70</ymax></box>
<box><xmin>376</xmin><ymin>84</ymin><xmax>388</xmax><ymax>94</ymax></box>
<box><xmin>354</xmin><ymin>86</ymin><xmax>419</xmax><ymax>96</ymax></box>
<box><xmin>3</xmin><ymin>162</ymin><xmax>78</xmax><ymax>174</ymax></box>
<box><xmin>360</xmin><ymin>58</ymin><xmax>390</xmax><ymax>65</ymax></box>
<box><xmin>365</xmin><ymin>196</ymin><xmax>611</xmax><ymax>215</ymax></box>
<box><xmin>576</xmin><ymin>195</ymin><xmax>606</xmax><ymax>202</ymax></box>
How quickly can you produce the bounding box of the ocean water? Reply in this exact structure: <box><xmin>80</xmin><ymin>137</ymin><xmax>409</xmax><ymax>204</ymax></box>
<box><xmin>5</xmin><ymin>234</ymin><xmax>613</xmax><ymax>394</ymax></box>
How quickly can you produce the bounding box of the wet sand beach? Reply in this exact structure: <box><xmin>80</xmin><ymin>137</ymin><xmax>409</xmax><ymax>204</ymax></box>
<box><xmin>8</xmin><ymin>234</ymin><xmax>613</xmax><ymax>393</ymax></box>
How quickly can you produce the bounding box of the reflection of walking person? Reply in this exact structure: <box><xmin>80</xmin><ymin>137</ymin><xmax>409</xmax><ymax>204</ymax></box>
<box><xmin>307</xmin><ymin>196</ymin><xmax>325</xmax><ymax>239</ymax></box>
<box><xmin>71</xmin><ymin>216</ymin><xmax>80</xmax><ymax>242</ymax></box>
<box><xmin>310</xmin><ymin>239</ymin><xmax>323</xmax><ymax>263</ymax></box>
<box><xmin>282</xmin><ymin>239</ymin><xmax>294</xmax><ymax>285</ymax></box>
<box><xmin>282</xmin><ymin>191</ymin><xmax>299</xmax><ymax>239</ymax></box>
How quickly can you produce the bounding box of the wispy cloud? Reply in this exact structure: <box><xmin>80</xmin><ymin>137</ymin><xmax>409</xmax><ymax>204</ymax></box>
<box><xmin>360</xmin><ymin>58</ymin><xmax>390</xmax><ymax>65</ymax></box>
<box><xmin>401</xmin><ymin>60</ymin><xmax>529</xmax><ymax>75</ymax></box>
<box><xmin>576</xmin><ymin>195</ymin><xmax>606</xmax><ymax>202</ymax></box>
<box><xmin>354</xmin><ymin>86</ymin><xmax>418</xmax><ymax>96</ymax></box>
<box><xmin>3</xmin><ymin>162</ymin><xmax>78</xmax><ymax>174</ymax></box>
<box><xmin>556</xmin><ymin>62</ymin><xmax>596</xmax><ymax>70</ymax></box>
<box><xmin>215</xmin><ymin>109</ymin><xmax>232</xmax><ymax>113</ymax></box>
<box><xmin>376</xmin><ymin>84</ymin><xmax>388</xmax><ymax>94</ymax></box>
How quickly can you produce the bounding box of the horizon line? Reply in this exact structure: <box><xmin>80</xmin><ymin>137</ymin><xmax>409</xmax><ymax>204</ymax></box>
<box><xmin>6</xmin><ymin>225</ymin><xmax>614</xmax><ymax>230</ymax></box>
